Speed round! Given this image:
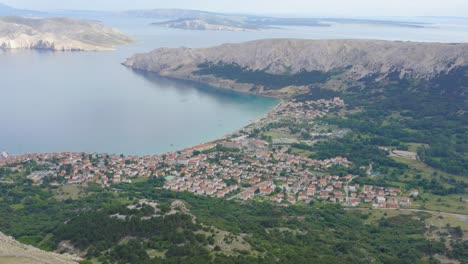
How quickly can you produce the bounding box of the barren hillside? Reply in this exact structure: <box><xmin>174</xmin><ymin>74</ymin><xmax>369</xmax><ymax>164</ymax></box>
<box><xmin>123</xmin><ymin>39</ymin><xmax>468</xmax><ymax>95</ymax></box>
<box><xmin>0</xmin><ymin>16</ymin><xmax>133</xmax><ymax>51</ymax></box>
<box><xmin>0</xmin><ymin>232</ymin><xmax>80</xmax><ymax>264</ymax></box>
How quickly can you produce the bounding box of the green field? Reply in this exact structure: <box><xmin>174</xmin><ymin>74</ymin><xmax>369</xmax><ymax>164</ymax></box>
<box><xmin>263</xmin><ymin>131</ymin><xmax>296</xmax><ymax>139</ymax></box>
<box><xmin>391</xmin><ymin>157</ymin><xmax>467</xmax><ymax>183</ymax></box>
<box><xmin>290</xmin><ymin>147</ymin><xmax>314</xmax><ymax>157</ymax></box>
<box><xmin>53</xmin><ymin>185</ymin><xmax>84</xmax><ymax>200</ymax></box>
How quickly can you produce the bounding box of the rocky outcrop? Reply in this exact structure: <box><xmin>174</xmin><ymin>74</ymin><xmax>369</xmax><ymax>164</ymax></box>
<box><xmin>123</xmin><ymin>39</ymin><xmax>468</xmax><ymax>95</ymax></box>
<box><xmin>0</xmin><ymin>16</ymin><xmax>133</xmax><ymax>51</ymax></box>
<box><xmin>0</xmin><ymin>232</ymin><xmax>80</xmax><ymax>264</ymax></box>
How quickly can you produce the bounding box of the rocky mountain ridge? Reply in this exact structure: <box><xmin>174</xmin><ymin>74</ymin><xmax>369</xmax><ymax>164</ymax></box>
<box><xmin>0</xmin><ymin>16</ymin><xmax>133</xmax><ymax>51</ymax></box>
<box><xmin>123</xmin><ymin>39</ymin><xmax>468</xmax><ymax>95</ymax></box>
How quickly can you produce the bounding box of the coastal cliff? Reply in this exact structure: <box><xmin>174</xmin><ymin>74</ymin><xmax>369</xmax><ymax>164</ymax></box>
<box><xmin>123</xmin><ymin>39</ymin><xmax>468</xmax><ymax>96</ymax></box>
<box><xmin>0</xmin><ymin>16</ymin><xmax>133</xmax><ymax>51</ymax></box>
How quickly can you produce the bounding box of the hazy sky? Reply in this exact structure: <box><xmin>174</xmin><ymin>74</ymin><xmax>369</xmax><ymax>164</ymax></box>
<box><xmin>3</xmin><ymin>0</ymin><xmax>468</xmax><ymax>17</ymax></box>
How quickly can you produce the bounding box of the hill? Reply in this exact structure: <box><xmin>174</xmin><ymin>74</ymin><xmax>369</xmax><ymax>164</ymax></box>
<box><xmin>0</xmin><ymin>16</ymin><xmax>133</xmax><ymax>51</ymax></box>
<box><xmin>0</xmin><ymin>232</ymin><xmax>80</xmax><ymax>264</ymax></box>
<box><xmin>123</xmin><ymin>39</ymin><xmax>468</xmax><ymax>94</ymax></box>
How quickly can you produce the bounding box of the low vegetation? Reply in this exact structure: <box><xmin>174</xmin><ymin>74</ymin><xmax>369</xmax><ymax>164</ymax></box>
<box><xmin>0</xmin><ymin>168</ymin><xmax>467</xmax><ymax>263</ymax></box>
<box><xmin>195</xmin><ymin>62</ymin><xmax>333</xmax><ymax>90</ymax></box>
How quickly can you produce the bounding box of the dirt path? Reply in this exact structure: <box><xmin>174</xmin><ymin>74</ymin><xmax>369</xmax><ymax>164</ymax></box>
<box><xmin>344</xmin><ymin>175</ymin><xmax>357</xmax><ymax>203</ymax></box>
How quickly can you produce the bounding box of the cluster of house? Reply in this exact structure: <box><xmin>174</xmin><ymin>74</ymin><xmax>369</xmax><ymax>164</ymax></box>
<box><xmin>232</xmin><ymin>180</ymin><xmax>273</xmax><ymax>200</ymax></box>
<box><xmin>0</xmin><ymin>152</ymin><xmax>40</xmax><ymax>167</ymax></box>
<box><xmin>358</xmin><ymin>185</ymin><xmax>419</xmax><ymax>208</ymax></box>
<box><xmin>0</xmin><ymin>152</ymin><xmax>163</xmax><ymax>186</ymax></box>
<box><xmin>0</xmin><ymin>98</ymin><xmax>351</xmax><ymax>191</ymax></box>
<box><xmin>163</xmin><ymin>176</ymin><xmax>239</xmax><ymax>198</ymax></box>
<box><xmin>159</xmin><ymin>144</ymin><xmax>352</xmax><ymax>196</ymax></box>
<box><xmin>162</xmin><ymin>164</ymin><xmax>417</xmax><ymax>208</ymax></box>
<box><xmin>268</xmin><ymin>174</ymin><xmax>354</xmax><ymax>205</ymax></box>
<box><xmin>0</xmin><ymin>98</ymin><xmax>417</xmax><ymax>209</ymax></box>
<box><xmin>271</xmin><ymin>97</ymin><xmax>345</xmax><ymax>119</ymax></box>
<box><xmin>0</xmin><ymin>135</ymin><xmax>350</xmax><ymax>190</ymax></box>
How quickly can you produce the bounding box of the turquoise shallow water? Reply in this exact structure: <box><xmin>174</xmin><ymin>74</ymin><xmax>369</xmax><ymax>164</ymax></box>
<box><xmin>1</xmin><ymin>15</ymin><xmax>467</xmax><ymax>155</ymax></box>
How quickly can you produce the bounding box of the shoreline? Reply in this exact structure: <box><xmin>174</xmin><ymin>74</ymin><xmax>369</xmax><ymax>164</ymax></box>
<box><xmin>3</xmin><ymin>96</ymin><xmax>465</xmax><ymax>216</ymax></box>
<box><xmin>211</xmin><ymin>99</ymin><xmax>284</xmax><ymax>143</ymax></box>
<box><xmin>123</xmin><ymin>67</ymin><xmax>283</xmax><ymax>99</ymax></box>
<box><xmin>2</xmin><ymin>67</ymin><xmax>283</xmax><ymax>158</ymax></box>
<box><xmin>1</xmin><ymin>94</ymin><xmax>283</xmax><ymax>160</ymax></box>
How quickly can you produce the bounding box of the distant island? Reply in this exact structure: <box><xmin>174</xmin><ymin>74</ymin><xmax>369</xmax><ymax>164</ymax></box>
<box><xmin>151</xmin><ymin>18</ymin><xmax>259</xmax><ymax>32</ymax></box>
<box><xmin>0</xmin><ymin>16</ymin><xmax>133</xmax><ymax>51</ymax></box>
<box><xmin>123</xmin><ymin>38</ymin><xmax>468</xmax><ymax>96</ymax></box>
<box><xmin>126</xmin><ymin>9</ymin><xmax>427</xmax><ymax>31</ymax></box>
<box><xmin>0</xmin><ymin>3</ymin><xmax>45</xmax><ymax>16</ymax></box>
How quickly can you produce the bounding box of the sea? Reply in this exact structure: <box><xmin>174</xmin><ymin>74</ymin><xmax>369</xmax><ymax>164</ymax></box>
<box><xmin>1</xmin><ymin>15</ymin><xmax>467</xmax><ymax>155</ymax></box>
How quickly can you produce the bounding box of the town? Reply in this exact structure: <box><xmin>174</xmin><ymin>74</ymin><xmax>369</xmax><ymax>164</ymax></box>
<box><xmin>0</xmin><ymin>97</ymin><xmax>417</xmax><ymax>209</ymax></box>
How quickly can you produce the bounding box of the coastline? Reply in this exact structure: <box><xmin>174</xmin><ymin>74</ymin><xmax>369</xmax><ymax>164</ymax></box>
<box><xmin>211</xmin><ymin>99</ymin><xmax>284</xmax><ymax>144</ymax></box>
<box><xmin>122</xmin><ymin>67</ymin><xmax>283</xmax><ymax>99</ymax></box>
<box><xmin>1</xmin><ymin>82</ymin><xmax>282</xmax><ymax>159</ymax></box>
<box><xmin>3</xmin><ymin>95</ymin><xmax>466</xmax><ymax>216</ymax></box>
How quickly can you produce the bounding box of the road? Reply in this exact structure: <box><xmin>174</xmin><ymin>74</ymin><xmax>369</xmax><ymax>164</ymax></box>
<box><xmin>344</xmin><ymin>175</ymin><xmax>358</xmax><ymax>203</ymax></box>
<box><xmin>346</xmin><ymin>207</ymin><xmax>468</xmax><ymax>221</ymax></box>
